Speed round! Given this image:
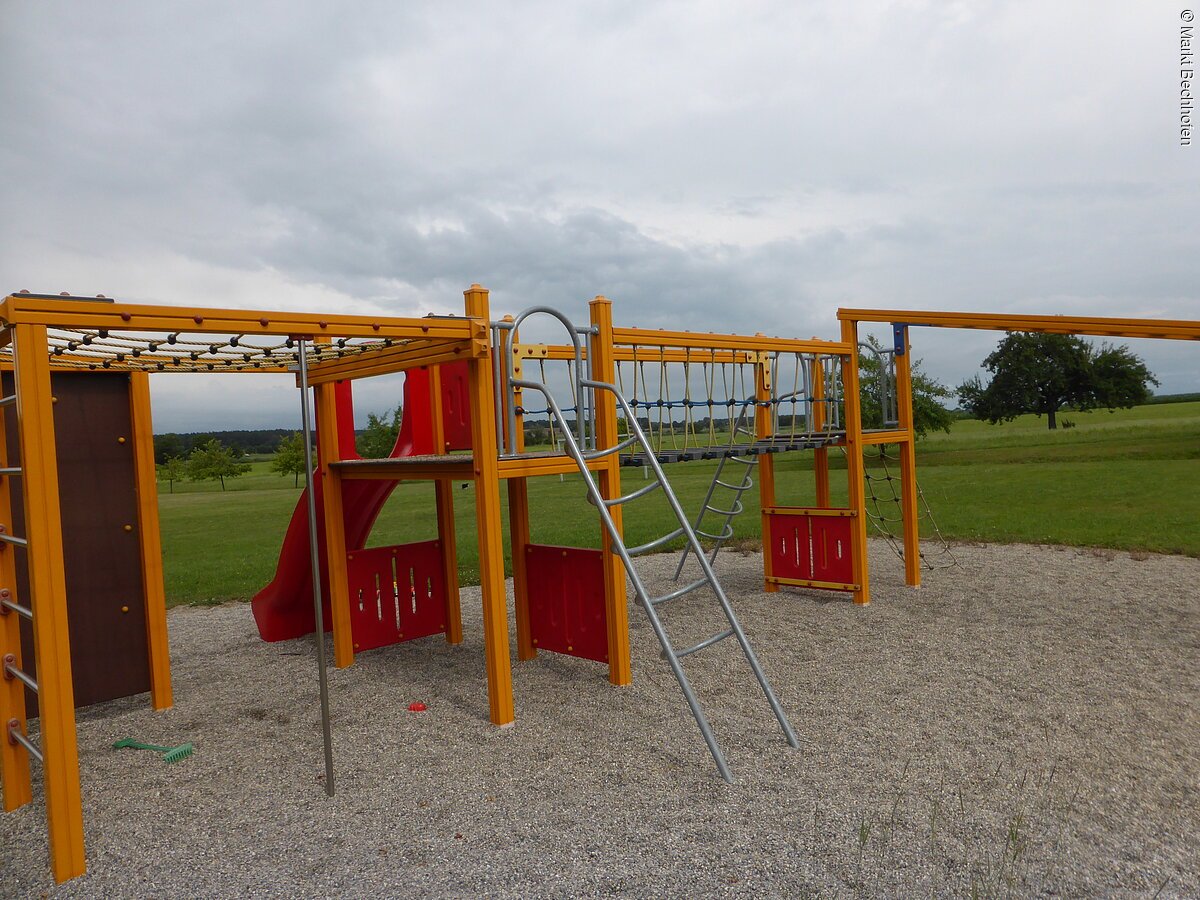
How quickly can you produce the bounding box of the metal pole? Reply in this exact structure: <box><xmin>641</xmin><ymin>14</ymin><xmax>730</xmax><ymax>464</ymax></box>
<box><xmin>297</xmin><ymin>339</ymin><xmax>335</xmax><ymax>797</ymax></box>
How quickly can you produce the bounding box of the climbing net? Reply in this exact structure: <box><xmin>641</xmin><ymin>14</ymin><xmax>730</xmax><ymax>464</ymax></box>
<box><xmin>16</xmin><ymin>328</ymin><xmax>407</xmax><ymax>372</ymax></box>
<box><xmin>602</xmin><ymin>347</ymin><xmax>844</xmax><ymax>456</ymax></box>
<box><xmin>858</xmin><ymin>445</ymin><xmax>959</xmax><ymax>570</ymax></box>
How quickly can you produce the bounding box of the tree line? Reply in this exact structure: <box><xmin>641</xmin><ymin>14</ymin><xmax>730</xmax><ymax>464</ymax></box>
<box><xmin>155</xmin><ymin>407</ymin><xmax>405</xmax><ymax>492</ymax></box>
<box><xmin>153</xmin><ymin>334</ymin><xmax>1161</xmax><ymax>493</ymax></box>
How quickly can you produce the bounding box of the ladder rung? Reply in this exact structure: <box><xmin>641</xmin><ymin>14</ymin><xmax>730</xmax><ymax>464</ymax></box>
<box><xmin>696</xmin><ymin>526</ymin><xmax>734</xmax><ymax>541</ymax></box>
<box><xmin>0</xmin><ymin>598</ymin><xmax>32</xmax><ymax>620</ymax></box>
<box><xmin>3</xmin><ymin>656</ymin><xmax>37</xmax><ymax>694</ymax></box>
<box><xmin>677</xmin><ymin>629</ymin><xmax>735</xmax><ymax>658</ymax></box>
<box><xmin>704</xmin><ymin>502</ymin><xmax>743</xmax><ymax>517</ymax></box>
<box><xmin>582</xmin><ymin>434</ymin><xmax>639</xmax><ymax>461</ymax></box>
<box><xmin>0</xmin><ymin>532</ymin><xmax>28</xmax><ymax>548</ymax></box>
<box><xmin>728</xmin><ymin>455</ymin><xmax>758</xmax><ymax>466</ymax></box>
<box><xmin>0</xmin><ymin>396</ymin><xmax>15</xmax><ymax>409</ymax></box>
<box><xmin>6</xmin><ymin>719</ymin><xmax>42</xmax><ymax>764</ymax></box>
<box><xmin>649</xmin><ymin>577</ymin><xmax>709</xmax><ymax>607</ymax></box>
<box><xmin>626</xmin><ymin>527</ymin><xmax>685</xmax><ymax>557</ymax></box>
<box><xmin>0</xmin><ymin>467</ymin><xmax>21</xmax><ymax>477</ymax></box>
<box><xmin>714</xmin><ymin>478</ymin><xmax>752</xmax><ymax>491</ymax></box>
<box><xmin>604</xmin><ymin>478</ymin><xmax>662</xmax><ymax>507</ymax></box>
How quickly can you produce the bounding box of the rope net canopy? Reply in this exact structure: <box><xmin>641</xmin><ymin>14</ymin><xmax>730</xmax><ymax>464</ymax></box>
<box><xmin>1</xmin><ymin>293</ymin><xmax>475</xmax><ymax>374</ymax></box>
<box><xmin>32</xmin><ymin>327</ymin><xmax>398</xmax><ymax>373</ymax></box>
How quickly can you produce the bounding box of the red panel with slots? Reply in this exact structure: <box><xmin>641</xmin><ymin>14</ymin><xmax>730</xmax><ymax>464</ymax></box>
<box><xmin>346</xmin><ymin>540</ymin><xmax>447</xmax><ymax>652</ymax></box>
<box><xmin>525</xmin><ymin>544</ymin><xmax>609</xmax><ymax>664</ymax></box>
<box><xmin>438</xmin><ymin>361</ymin><xmax>473</xmax><ymax>451</ymax></box>
<box><xmin>766</xmin><ymin>509</ymin><xmax>855</xmax><ymax>587</ymax></box>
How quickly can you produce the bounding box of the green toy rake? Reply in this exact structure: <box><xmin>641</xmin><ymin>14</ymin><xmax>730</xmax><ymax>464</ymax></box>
<box><xmin>112</xmin><ymin>737</ymin><xmax>193</xmax><ymax>763</ymax></box>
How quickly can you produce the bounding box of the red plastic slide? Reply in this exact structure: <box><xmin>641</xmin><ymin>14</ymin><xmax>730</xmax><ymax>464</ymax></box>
<box><xmin>251</xmin><ymin>368</ymin><xmax>442</xmax><ymax>642</ymax></box>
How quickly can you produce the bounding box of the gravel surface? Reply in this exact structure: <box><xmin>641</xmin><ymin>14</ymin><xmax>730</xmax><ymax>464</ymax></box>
<box><xmin>2</xmin><ymin>539</ymin><xmax>1197</xmax><ymax>898</ymax></box>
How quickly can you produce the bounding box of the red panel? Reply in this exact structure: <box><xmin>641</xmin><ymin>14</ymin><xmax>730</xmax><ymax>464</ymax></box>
<box><xmin>525</xmin><ymin>544</ymin><xmax>609</xmax><ymax>663</ymax></box>
<box><xmin>346</xmin><ymin>541</ymin><xmax>447</xmax><ymax>652</ymax></box>
<box><xmin>767</xmin><ymin>509</ymin><xmax>856</xmax><ymax>587</ymax></box>
<box><xmin>811</xmin><ymin>516</ymin><xmax>854</xmax><ymax>584</ymax></box>
<box><xmin>767</xmin><ymin>514</ymin><xmax>813</xmax><ymax>581</ymax></box>
<box><xmin>438</xmin><ymin>361</ymin><xmax>473</xmax><ymax>451</ymax></box>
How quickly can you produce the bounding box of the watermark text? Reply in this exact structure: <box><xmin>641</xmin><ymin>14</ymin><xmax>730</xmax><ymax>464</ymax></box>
<box><xmin>1183</xmin><ymin>10</ymin><xmax>1195</xmax><ymax>144</ymax></box>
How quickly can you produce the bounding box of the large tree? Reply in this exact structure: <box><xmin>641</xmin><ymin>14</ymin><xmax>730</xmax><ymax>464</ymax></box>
<box><xmin>858</xmin><ymin>335</ymin><xmax>955</xmax><ymax>437</ymax></box>
<box><xmin>957</xmin><ymin>333</ymin><xmax>1158</xmax><ymax>430</ymax></box>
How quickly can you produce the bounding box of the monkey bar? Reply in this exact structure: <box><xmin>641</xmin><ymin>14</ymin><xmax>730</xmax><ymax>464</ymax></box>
<box><xmin>836</xmin><ymin>307</ymin><xmax>1200</xmax><ymax>588</ymax></box>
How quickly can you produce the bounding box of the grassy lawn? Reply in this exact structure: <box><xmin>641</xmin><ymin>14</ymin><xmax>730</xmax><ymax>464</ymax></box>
<box><xmin>159</xmin><ymin>402</ymin><xmax>1200</xmax><ymax>605</ymax></box>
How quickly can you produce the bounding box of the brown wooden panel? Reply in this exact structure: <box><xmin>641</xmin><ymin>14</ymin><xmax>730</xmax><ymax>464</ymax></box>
<box><xmin>3</xmin><ymin>372</ymin><xmax>151</xmax><ymax>713</ymax></box>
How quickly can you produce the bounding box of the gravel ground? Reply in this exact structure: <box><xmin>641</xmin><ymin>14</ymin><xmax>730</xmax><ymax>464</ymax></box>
<box><xmin>2</xmin><ymin>539</ymin><xmax>1198</xmax><ymax>898</ymax></box>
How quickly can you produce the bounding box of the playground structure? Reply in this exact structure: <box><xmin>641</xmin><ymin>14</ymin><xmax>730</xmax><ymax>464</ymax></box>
<box><xmin>0</xmin><ymin>287</ymin><xmax>1197</xmax><ymax>884</ymax></box>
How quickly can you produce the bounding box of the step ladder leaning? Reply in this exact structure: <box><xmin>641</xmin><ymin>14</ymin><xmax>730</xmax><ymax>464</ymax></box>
<box><xmin>0</xmin><ymin>322</ymin><xmax>87</xmax><ymax>882</ymax></box>
<box><xmin>671</xmin><ymin>383</ymin><xmax>818</xmax><ymax>582</ymax></box>
<box><xmin>502</xmin><ymin>308</ymin><xmax>799</xmax><ymax>782</ymax></box>
<box><xmin>671</xmin><ymin>402</ymin><xmax>760</xmax><ymax>582</ymax></box>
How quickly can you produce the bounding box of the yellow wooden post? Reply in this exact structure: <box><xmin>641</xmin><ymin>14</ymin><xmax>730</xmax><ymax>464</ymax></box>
<box><xmin>839</xmin><ymin>320</ymin><xmax>871</xmax><ymax>606</ymax></box>
<box><xmin>427</xmin><ymin>366</ymin><xmax>463</xmax><ymax>644</ymax></box>
<box><xmin>589</xmin><ymin>296</ymin><xmax>631</xmax><ymax>686</ymax></box>
<box><xmin>810</xmin><ymin>357</ymin><xmax>831</xmax><ymax>508</ymax></box>
<box><xmin>504</xmin><ymin>319</ymin><xmax>537</xmax><ymax>662</ymax></box>
<box><xmin>313</xmin><ymin>381</ymin><xmax>354</xmax><ymax>668</ymax></box>
<box><xmin>892</xmin><ymin>325</ymin><xmax>922</xmax><ymax>587</ymax></box>
<box><xmin>754</xmin><ymin>347</ymin><xmax>779</xmax><ymax>593</ymax></box>
<box><xmin>463</xmin><ymin>285</ymin><xmax>516</xmax><ymax>726</ymax></box>
<box><xmin>128</xmin><ymin>371</ymin><xmax>173</xmax><ymax>709</ymax></box>
<box><xmin>0</xmin><ymin>370</ymin><xmax>31</xmax><ymax>812</ymax></box>
<box><xmin>13</xmin><ymin>324</ymin><xmax>86</xmax><ymax>881</ymax></box>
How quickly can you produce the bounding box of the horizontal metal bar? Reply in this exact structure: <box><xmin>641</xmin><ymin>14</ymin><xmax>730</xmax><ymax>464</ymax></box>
<box><xmin>6</xmin><ymin>721</ymin><xmax>43</xmax><ymax>764</ymax></box>
<box><xmin>626</xmin><ymin>527</ymin><xmax>685</xmax><ymax>557</ymax></box>
<box><xmin>0</xmin><ymin>467</ymin><xmax>21</xmax><ymax>476</ymax></box>
<box><xmin>582</xmin><ymin>434</ymin><xmax>639</xmax><ymax>461</ymax></box>
<box><xmin>704</xmin><ymin>502</ymin><xmax>744</xmax><ymax>517</ymax></box>
<box><xmin>0</xmin><ymin>598</ymin><xmax>32</xmax><ymax>619</ymax></box>
<box><xmin>0</xmin><ymin>395</ymin><xmax>15</xmax><ymax>408</ymax></box>
<box><xmin>0</xmin><ymin>532</ymin><xmax>28</xmax><ymax>548</ymax></box>
<box><xmin>714</xmin><ymin>478</ymin><xmax>753</xmax><ymax>491</ymax></box>
<box><xmin>649</xmin><ymin>577</ymin><xmax>709</xmax><ymax>607</ymax></box>
<box><xmin>677</xmin><ymin>629</ymin><xmax>735</xmax><ymax>658</ymax></box>
<box><xmin>604</xmin><ymin>478</ymin><xmax>662</xmax><ymax>507</ymax></box>
<box><xmin>696</xmin><ymin>526</ymin><xmax>734</xmax><ymax>541</ymax></box>
<box><xmin>4</xmin><ymin>661</ymin><xmax>37</xmax><ymax>694</ymax></box>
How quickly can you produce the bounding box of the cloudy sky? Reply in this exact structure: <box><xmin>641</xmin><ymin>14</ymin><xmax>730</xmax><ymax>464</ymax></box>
<box><xmin>1</xmin><ymin>1</ymin><xmax>1195</xmax><ymax>431</ymax></box>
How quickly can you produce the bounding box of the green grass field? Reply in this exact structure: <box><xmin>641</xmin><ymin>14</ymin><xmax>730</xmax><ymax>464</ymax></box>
<box><xmin>159</xmin><ymin>401</ymin><xmax>1200</xmax><ymax>605</ymax></box>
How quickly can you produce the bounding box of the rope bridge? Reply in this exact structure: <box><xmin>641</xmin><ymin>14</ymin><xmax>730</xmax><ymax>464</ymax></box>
<box><xmin>514</xmin><ymin>344</ymin><xmax>845</xmax><ymax>465</ymax></box>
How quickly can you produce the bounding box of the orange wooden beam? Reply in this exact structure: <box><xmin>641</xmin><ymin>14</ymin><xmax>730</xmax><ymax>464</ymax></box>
<box><xmin>129</xmin><ymin>372</ymin><xmax>173</xmax><ymax>709</ymax></box>
<box><xmin>463</xmin><ymin>285</ymin><xmax>515</xmax><ymax>726</ymax></box>
<box><xmin>837</xmin><ymin>308</ymin><xmax>1200</xmax><ymax>341</ymax></box>
<box><xmin>13</xmin><ymin>324</ymin><xmax>86</xmax><ymax>881</ymax></box>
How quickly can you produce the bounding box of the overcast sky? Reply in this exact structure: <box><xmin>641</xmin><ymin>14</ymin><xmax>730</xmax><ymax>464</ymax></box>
<box><xmin>1</xmin><ymin>1</ymin><xmax>1196</xmax><ymax>431</ymax></box>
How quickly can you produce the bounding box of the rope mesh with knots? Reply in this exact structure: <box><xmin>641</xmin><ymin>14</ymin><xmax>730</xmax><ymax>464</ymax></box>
<box><xmin>857</xmin><ymin>445</ymin><xmax>959</xmax><ymax>570</ymax></box>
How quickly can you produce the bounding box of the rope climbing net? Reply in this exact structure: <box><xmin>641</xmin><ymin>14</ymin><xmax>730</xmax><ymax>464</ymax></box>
<box><xmin>858</xmin><ymin>444</ymin><xmax>959</xmax><ymax>570</ymax></box>
<box><xmin>611</xmin><ymin>347</ymin><xmax>844</xmax><ymax>457</ymax></box>
<box><xmin>513</xmin><ymin>344</ymin><xmax>846</xmax><ymax>459</ymax></box>
<box><xmin>10</xmin><ymin>327</ymin><xmax>409</xmax><ymax>373</ymax></box>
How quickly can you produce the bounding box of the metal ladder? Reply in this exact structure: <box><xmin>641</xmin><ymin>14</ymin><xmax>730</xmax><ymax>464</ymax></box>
<box><xmin>501</xmin><ymin>309</ymin><xmax>799</xmax><ymax>782</ymax></box>
<box><xmin>672</xmin><ymin>404</ymin><xmax>759</xmax><ymax>582</ymax></box>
